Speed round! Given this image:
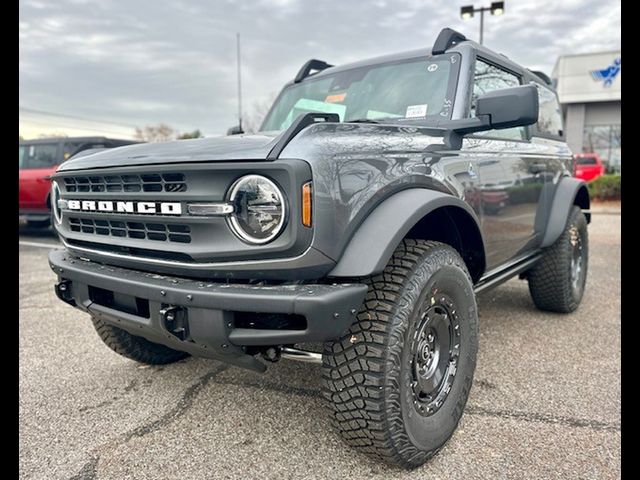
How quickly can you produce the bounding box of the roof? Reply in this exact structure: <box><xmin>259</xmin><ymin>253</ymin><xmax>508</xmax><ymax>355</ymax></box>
<box><xmin>19</xmin><ymin>136</ymin><xmax>136</xmax><ymax>145</ymax></box>
<box><xmin>551</xmin><ymin>50</ymin><xmax>621</xmax><ymax>104</ymax></box>
<box><xmin>293</xmin><ymin>35</ymin><xmax>549</xmax><ymax>88</ymax></box>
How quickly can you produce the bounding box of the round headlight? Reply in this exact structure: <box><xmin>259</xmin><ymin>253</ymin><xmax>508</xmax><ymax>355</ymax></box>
<box><xmin>52</xmin><ymin>181</ymin><xmax>63</xmax><ymax>225</ymax></box>
<box><xmin>227</xmin><ymin>175</ymin><xmax>286</xmax><ymax>244</ymax></box>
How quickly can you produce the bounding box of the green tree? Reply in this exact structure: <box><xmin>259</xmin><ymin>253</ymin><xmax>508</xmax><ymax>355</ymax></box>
<box><xmin>177</xmin><ymin>129</ymin><xmax>203</xmax><ymax>139</ymax></box>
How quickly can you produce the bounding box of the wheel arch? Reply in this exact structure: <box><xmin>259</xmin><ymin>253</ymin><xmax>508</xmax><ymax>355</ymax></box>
<box><xmin>541</xmin><ymin>177</ymin><xmax>590</xmax><ymax>248</ymax></box>
<box><xmin>327</xmin><ymin>189</ymin><xmax>486</xmax><ymax>283</ymax></box>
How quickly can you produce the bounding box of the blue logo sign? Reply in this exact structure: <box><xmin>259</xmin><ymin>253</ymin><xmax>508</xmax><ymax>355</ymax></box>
<box><xmin>590</xmin><ymin>57</ymin><xmax>621</xmax><ymax>87</ymax></box>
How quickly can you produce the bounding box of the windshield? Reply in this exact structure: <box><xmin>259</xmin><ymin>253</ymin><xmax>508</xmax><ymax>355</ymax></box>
<box><xmin>260</xmin><ymin>52</ymin><xmax>460</xmax><ymax>132</ymax></box>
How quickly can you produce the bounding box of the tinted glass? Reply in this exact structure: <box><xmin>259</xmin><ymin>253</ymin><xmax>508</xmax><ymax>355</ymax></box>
<box><xmin>583</xmin><ymin>124</ymin><xmax>621</xmax><ymax>172</ymax></box>
<box><xmin>535</xmin><ymin>83</ymin><xmax>563</xmax><ymax>137</ymax></box>
<box><xmin>576</xmin><ymin>157</ymin><xmax>597</xmax><ymax>165</ymax></box>
<box><xmin>471</xmin><ymin>58</ymin><xmax>526</xmax><ymax>141</ymax></box>
<box><xmin>19</xmin><ymin>146</ymin><xmax>26</xmax><ymax>169</ymax></box>
<box><xmin>19</xmin><ymin>144</ymin><xmax>59</xmax><ymax>169</ymax></box>
<box><xmin>261</xmin><ymin>53</ymin><xmax>460</xmax><ymax>132</ymax></box>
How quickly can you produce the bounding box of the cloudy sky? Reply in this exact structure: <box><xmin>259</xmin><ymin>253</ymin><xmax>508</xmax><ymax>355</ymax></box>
<box><xmin>19</xmin><ymin>0</ymin><xmax>620</xmax><ymax>139</ymax></box>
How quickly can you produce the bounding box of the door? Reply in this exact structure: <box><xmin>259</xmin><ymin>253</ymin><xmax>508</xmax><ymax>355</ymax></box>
<box><xmin>19</xmin><ymin>142</ymin><xmax>60</xmax><ymax>211</ymax></box>
<box><xmin>529</xmin><ymin>82</ymin><xmax>573</xmax><ymax>237</ymax></box>
<box><xmin>468</xmin><ymin>58</ymin><xmax>546</xmax><ymax>270</ymax></box>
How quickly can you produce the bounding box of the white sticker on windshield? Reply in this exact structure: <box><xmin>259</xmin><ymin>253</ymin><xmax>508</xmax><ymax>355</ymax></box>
<box><xmin>405</xmin><ymin>104</ymin><xmax>428</xmax><ymax>118</ymax></box>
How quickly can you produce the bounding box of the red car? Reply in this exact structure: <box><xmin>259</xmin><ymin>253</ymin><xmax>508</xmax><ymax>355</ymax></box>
<box><xmin>19</xmin><ymin>137</ymin><xmax>136</xmax><ymax>227</ymax></box>
<box><xmin>574</xmin><ymin>152</ymin><xmax>605</xmax><ymax>182</ymax></box>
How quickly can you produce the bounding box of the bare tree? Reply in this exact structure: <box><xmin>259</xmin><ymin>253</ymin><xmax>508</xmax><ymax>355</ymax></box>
<box><xmin>134</xmin><ymin>124</ymin><xmax>178</xmax><ymax>142</ymax></box>
<box><xmin>38</xmin><ymin>133</ymin><xmax>68</xmax><ymax>139</ymax></box>
<box><xmin>242</xmin><ymin>94</ymin><xmax>277</xmax><ymax>134</ymax></box>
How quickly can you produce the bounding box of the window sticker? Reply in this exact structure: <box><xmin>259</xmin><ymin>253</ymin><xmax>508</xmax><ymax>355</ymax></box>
<box><xmin>405</xmin><ymin>104</ymin><xmax>428</xmax><ymax>118</ymax></box>
<box><xmin>427</xmin><ymin>64</ymin><xmax>439</xmax><ymax>72</ymax></box>
<box><xmin>325</xmin><ymin>92</ymin><xmax>347</xmax><ymax>103</ymax></box>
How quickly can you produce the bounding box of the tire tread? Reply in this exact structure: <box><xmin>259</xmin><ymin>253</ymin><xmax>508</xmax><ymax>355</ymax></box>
<box><xmin>92</xmin><ymin>317</ymin><xmax>189</xmax><ymax>365</ymax></box>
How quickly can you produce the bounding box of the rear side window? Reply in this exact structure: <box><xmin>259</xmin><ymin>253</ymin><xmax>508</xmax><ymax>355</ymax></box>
<box><xmin>534</xmin><ymin>83</ymin><xmax>563</xmax><ymax>138</ymax></box>
<box><xmin>576</xmin><ymin>157</ymin><xmax>597</xmax><ymax>165</ymax></box>
<box><xmin>18</xmin><ymin>144</ymin><xmax>59</xmax><ymax>169</ymax></box>
<box><xmin>471</xmin><ymin>58</ymin><xmax>527</xmax><ymax>141</ymax></box>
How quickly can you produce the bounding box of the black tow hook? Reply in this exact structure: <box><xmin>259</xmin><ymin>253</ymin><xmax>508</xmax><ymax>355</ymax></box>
<box><xmin>160</xmin><ymin>306</ymin><xmax>189</xmax><ymax>341</ymax></box>
<box><xmin>55</xmin><ymin>280</ymin><xmax>76</xmax><ymax>306</ymax></box>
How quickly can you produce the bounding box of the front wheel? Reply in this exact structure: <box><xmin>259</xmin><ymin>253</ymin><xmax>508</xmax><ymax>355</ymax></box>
<box><xmin>322</xmin><ymin>240</ymin><xmax>478</xmax><ymax>469</ymax></box>
<box><xmin>92</xmin><ymin>317</ymin><xmax>190</xmax><ymax>365</ymax></box>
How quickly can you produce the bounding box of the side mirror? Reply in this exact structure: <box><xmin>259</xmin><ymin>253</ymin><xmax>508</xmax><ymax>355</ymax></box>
<box><xmin>440</xmin><ymin>84</ymin><xmax>539</xmax><ymax>149</ymax></box>
<box><xmin>227</xmin><ymin>125</ymin><xmax>244</xmax><ymax>135</ymax></box>
<box><xmin>476</xmin><ymin>84</ymin><xmax>539</xmax><ymax>130</ymax></box>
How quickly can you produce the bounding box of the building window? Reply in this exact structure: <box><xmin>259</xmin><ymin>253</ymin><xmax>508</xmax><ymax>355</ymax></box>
<box><xmin>583</xmin><ymin>124</ymin><xmax>621</xmax><ymax>172</ymax></box>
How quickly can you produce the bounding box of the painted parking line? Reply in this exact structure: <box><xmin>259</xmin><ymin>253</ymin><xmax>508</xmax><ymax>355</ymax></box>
<box><xmin>19</xmin><ymin>241</ymin><xmax>62</xmax><ymax>249</ymax></box>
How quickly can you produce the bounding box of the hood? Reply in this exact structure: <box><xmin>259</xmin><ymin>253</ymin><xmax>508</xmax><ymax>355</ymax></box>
<box><xmin>58</xmin><ymin>132</ymin><xmax>281</xmax><ymax>171</ymax></box>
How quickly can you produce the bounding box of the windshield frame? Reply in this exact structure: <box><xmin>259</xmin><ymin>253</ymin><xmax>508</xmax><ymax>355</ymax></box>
<box><xmin>259</xmin><ymin>52</ymin><xmax>462</xmax><ymax>132</ymax></box>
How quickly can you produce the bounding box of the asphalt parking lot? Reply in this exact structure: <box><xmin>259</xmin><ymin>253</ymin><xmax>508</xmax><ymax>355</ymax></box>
<box><xmin>19</xmin><ymin>213</ymin><xmax>620</xmax><ymax>480</ymax></box>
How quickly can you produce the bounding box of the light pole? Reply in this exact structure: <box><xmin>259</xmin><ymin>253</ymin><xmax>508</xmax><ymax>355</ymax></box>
<box><xmin>460</xmin><ymin>2</ymin><xmax>504</xmax><ymax>45</ymax></box>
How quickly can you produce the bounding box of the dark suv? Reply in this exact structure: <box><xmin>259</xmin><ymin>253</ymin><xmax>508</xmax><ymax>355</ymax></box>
<box><xmin>48</xmin><ymin>28</ymin><xmax>589</xmax><ymax>468</ymax></box>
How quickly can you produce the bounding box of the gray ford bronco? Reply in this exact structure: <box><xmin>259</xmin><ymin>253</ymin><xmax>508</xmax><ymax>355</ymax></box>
<box><xmin>49</xmin><ymin>28</ymin><xmax>589</xmax><ymax>468</ymax></box>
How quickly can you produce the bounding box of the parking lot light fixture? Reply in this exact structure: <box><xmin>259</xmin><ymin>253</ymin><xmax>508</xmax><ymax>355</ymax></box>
<box><xmin>461</xmin><ymin>6</ymin><xmax>474</xmax><ymax>19</ymax></box>
<box><xmin>460</xmin><ymin>2</ymin><xmax>505</xmax><ymax>45</ymax></box>
<box><xmin>491</xmin><ymin>2</ymin><xmax>504</xmax><ymax>15</ymax></box>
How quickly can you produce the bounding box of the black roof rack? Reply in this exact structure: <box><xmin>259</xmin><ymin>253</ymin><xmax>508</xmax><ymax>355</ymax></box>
<box><xmin>530</xmin><ymin>70</ymin><xmax>553</xmax><ymax>86</ymax></box>
<box><xmin>432</xmin><ymin>28</ymin><xmax>467</xmax><ymax>55</ymax></box>
<box><xmin>294</xmin><ymin>59</ymin><xmax>333</xmax><ymax>83</ymax></box>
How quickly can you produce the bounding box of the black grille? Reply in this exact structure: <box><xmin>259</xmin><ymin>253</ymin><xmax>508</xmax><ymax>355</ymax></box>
<box><xmin>63</xmin><ymin>173</ymin><xmax>187</xmax><ymax>193</ymax></box>
<box><xmin>68</xmin><ymin>217</ymin><xmax>191</xmax><ymax>243</ymax></box>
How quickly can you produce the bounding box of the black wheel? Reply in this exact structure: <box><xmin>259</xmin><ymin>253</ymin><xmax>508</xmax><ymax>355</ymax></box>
<box><xmin>527</xmin><ymin>206</ymin><xmax>588</xmax><ymax>313</ymax></box>
<box><xmin>26</xmin><ymin>219</ymin><xmax>50</xmax><ymax>229</ymax></box>
<box><xmin>92</xmin><ymin>317</ymin><xmax>189</xmax><ymax>365</ymax></box>
<box><xmin>322</xmin><ymin>240</ymin><xmax>478</xmax><ymax>469</ymax></box>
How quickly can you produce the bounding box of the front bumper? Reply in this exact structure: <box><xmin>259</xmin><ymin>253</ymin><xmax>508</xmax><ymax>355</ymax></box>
<box><xmin>48</xmin><ymin>249</ymin><xmax>367</xmax><ymax>372</ymax></box>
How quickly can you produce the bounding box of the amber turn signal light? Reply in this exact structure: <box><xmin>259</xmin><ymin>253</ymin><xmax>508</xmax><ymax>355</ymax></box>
<box><xmin>302</xmin><ymin>181</ymin><xmax>312</xmax><ymax>227</ymax></box>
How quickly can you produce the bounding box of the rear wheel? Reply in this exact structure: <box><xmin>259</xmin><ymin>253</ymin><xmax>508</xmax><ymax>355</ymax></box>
<box><xmin>527</xmin><ymin>206</ymin><xmax>588</xmax><ymax>313</ymax></box>
<box><xmin>92</xmin><ymin>317</ymin><xmax>189</xmax><ymax>365</ymax></box>
<box><xmin>322</xmin><ymin>240</ymin><xmax>478</xmax><ymax>469</ymax></box>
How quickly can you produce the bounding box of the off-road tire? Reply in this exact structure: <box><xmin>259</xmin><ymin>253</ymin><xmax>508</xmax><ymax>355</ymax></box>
<box><xmin>92</xmin><ymin>317</ymin><xmax>189</xmax><ymax>365</ymax></box>
<box><xmin>26</xmin><ymin>219</ymin><xmax>51</xmax><ymax>229</ymax></box>
<box><xmin>322</xmin><ymin>240</ymin><xmax>478</xmax><ymax>469</ymax></box>
<box><xmin>527</xmin><ymin>206</ymin><xmax>588</xmax><ymax>313</ymax></box>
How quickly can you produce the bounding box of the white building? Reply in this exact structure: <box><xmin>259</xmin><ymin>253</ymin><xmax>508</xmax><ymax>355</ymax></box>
<box><xmin>551</xmin><ymin>51</ymin><xmax>621</xmax><ymax>172</ymax></box>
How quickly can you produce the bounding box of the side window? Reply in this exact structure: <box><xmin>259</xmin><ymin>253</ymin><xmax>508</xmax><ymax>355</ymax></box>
<box><xmin>63</xmin><ymin>142</ymin><xmax>83</xmax><ymax>160</ymax></box>
<box><xmin>20</xmin><ymin>144</ymin><xmax>59</xmax><ymax>169</ymax></box>
<box><xmin>534</xmin><ymin>84</ymin><xmax>563</xmax><ymax>138</ymax></box>
<box><xmin>471</xmin><ymin>58</ymin><xmax>527</xmax><ymax>141</ymax></box>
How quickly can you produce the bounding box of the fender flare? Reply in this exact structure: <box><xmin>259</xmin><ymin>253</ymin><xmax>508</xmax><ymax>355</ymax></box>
<box><xmin>328</xmin><ymin>188</ymin><xmax>485</xmax><ymax>278</ymax></box>
<box><xmin>541</xmin><ymin>177</ymin><xmax>590</xmax><ymax>248</ymax></box>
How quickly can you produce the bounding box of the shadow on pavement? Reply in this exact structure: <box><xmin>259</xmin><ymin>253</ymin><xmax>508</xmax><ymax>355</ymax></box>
<box><xmin>19</xmin><ymin>224</ymin><xmax>58</xmax><ymax>239</ymax></box>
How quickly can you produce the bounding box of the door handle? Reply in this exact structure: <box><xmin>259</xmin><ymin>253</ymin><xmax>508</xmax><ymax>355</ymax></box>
<box><xmin>528</xmin><ymin>163</ymin><xmax>546</xmax><ymax>174</ymax></box>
